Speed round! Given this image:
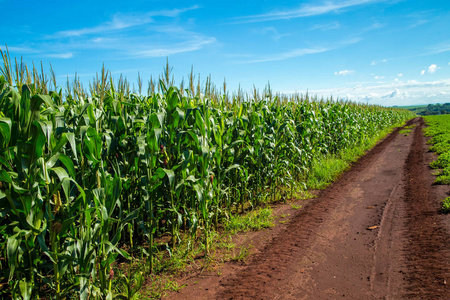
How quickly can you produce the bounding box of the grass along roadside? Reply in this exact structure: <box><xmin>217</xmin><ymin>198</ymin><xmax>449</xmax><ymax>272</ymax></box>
<box><xmin>423</xmin><ymin>115</ymin><xmax>450</xmax><ymax>212</ymax></box>
<box><xmin>113</xmin><ymin>207</ymin><xmax>276</xmax><ymax>298</ymax></box>
<box><xmin>307</xmin><ymin>121</ymin><xmax>410</xmax><ymax>190</ymax></box>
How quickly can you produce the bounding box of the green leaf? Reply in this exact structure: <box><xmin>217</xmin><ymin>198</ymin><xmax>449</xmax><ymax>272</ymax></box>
<box><xmin>0</xmin><ymin>169</ymin><xmax>12</xmax><ymax>183</ymax></box>
<box><xmin>56</xmin><ymin>154</ymin><xmax>76</xmax><ymax>179</ymax></box>
<box><xmin>87</xmin><ymin>103</ymin><xmax>96</xmax><ymax>126</ymax></box>
<box><xmin>162</xmin><ymin>168</ymin><xmax>175</xmax><ymax>190</ymax></box>
<box><xmin>59</xmin><ymin>214</ymin><xmax>78</xmax><ymax>236</ymax></box>
<box><xmin>80</xmin><ymin>276</ymin><xmax>89</xmax><ymax>300</ymax></box>
<box><xmin>7</xmin><ymin>233</ymin><xmax>20</xmax><ymax>280</ymax></box>
<box><xmin>31</xmin><ymin>94</ymin><xmax>53</xmax><ymax>110</ymax></box>
<box><xmin>52</xmin><ymin>132</ymin><xmax>69</xmax><ymax>154</ymax></box>
<box><xmin>224</xmin><ymin>164</ymin><xmax>240</xmax><ymax>174</ymax></box>
<box><xmin>50</xmin><ymin>167</ymin><xmax>69</xmax><ymax>182</ymax></box>
<box><xmin>38</xmin><ymin>120</ymin><xmax>53</xmax><ymax>147</ymax></box>
<box><xmin>0</xmin><ymin>117</ymin><xmax>12</xmax><ymax>146</ymax></box>
<box><xmin>167</xmin><ymin>87</ymin><xmax>180</xmax><ymax>111</ymax></box>
<box><xmin>195</xmin><ymin>110</ymin><xmax>206</xmax><ymax>137</ymax></box>
<box><xmin>65</xmin><ymin>132</ymin><xmax>77</xmax><ymax>161</ymax></box>
<box><xmin>37</xmin><ymin>234</ymin><xmax>56</xmax><ymax>263</ymax></box>
<box><xmin>32</xmin><ymin>121</ymin><xmax>47</xmax><ymax>159</ymax></box>
<box><xmin>193</xmin><ymin>184</ymin><xmax>203</xmax><ymax>203</ymax></box>
<box><xmin>19</xmin><ymin>279</ymin><xmax>32</xmax><ymax>300</ymax></box>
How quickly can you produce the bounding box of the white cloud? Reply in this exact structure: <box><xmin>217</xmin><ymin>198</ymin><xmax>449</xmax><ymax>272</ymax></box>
<box><xmin>374</xmin><ymin>75</ymin><xmax>384</xmax><ymax>79</ymax></box>
<box><xmin>335</xmin><ymin>70</ymin><xmax>355</xmax><ymax>76</ymax></box>
<box><xmin>397</xmin><ymin>73</ymin><xmax>403</xmax><ymax>77</ymax></box>
<box><xmin>421</xmin><ymin>64</ymin><xmax>439</xmax><ymax>75</ymax></box>
<box><xmin>235</xmin><ymin>0</ymin><xmax>388</xmax><ymax>23</ymax></box>
<box><xmin>239</xmin><ymin>47</ymin><xmax>329</xmax><ymax>64</ymax></box>
<box><xmin>428</xmin><ymin>64</ymin><xmax>438</xmax><ymax>74</ymax></box>
<box><xmin>46</xmin><ymin>52</ymin><xmax>74</xmax><ymax>59</ymax></box>
<box><xmin>370</xmin><ymin>58</ymin><xmax>388</xmax><ymax>66</ymax></box>
<box><xmin>311</xmin><ymin>22</ymin><xmax>341</xmax><ymax>31</ymax></box>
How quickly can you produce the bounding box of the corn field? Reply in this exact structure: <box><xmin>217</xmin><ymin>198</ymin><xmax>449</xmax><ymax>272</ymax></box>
<box><xmin>0</xmin><ymin>49</ymin><xmax>415</xmax><ymax>299</ymax></box>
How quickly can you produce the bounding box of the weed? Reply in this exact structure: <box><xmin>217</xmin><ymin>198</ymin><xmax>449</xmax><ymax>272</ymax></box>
<box><xmin>225</xmin><ymin>207</ymin><xmax>274</xmax><ymax>234</ymax></box>
<box><xmin>231</xmin><ymin>245</ymin><xmax>253</xmax><ymax>262</ymax></box>
<box><xmin>290</xmin><ymin>203</ymin><xmax>302</xmax><ymax>209</ymax></box>
<box><xmin>441</xmin><ymin>197</ymin><xmax>450</xmax><ymax>213</ymax></box>
<box><xmin>399</xmin><ymin>129</ymin><xmax>412</xmax><ymax>136</ymax></box>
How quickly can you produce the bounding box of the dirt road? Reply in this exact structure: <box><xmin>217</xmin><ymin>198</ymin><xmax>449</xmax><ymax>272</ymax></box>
<box><xmin>166</xmin><ymin>117</ymin><xmax>450</xmax><ymax>299</ymax></box>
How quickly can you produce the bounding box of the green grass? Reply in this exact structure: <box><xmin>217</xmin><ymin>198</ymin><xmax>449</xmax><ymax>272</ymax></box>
<box><xmin>424</xmin><ymin>115</ymin><xmax>450</xmax><ymax>185</ymax></box>
<box><xmin>290</xmin><ymin>203</ymin><xmax>302</xmax><ymax>210</ymax></box>
<box><xmin>225</xmin><ymin>207</ymin><xmax>274</xmax><ymax>234</ymax></box>
<box><xmin>307</xmin><ymin>155</ymin><xmax>348</xmax><ymax>189</ymax></box>
<box><xmin>430</xmin><ymin>153</ymin><xmax>450</xmax><ymax>169</ymax></box>
<box><xmin>306</xmin><ymin>125</ymin><xmax>402</xmax><ymax>190</ymax></box>
<box><xmin>399</xmin><ymin>129</ymin><xmax>412</xmax><ymax>136</ymax></box>
<box><xmin>423</xmin><ymin>115</ymin><xmax>450</xmax><ymax>213</ymax></box>
<box><xmin>230</xmin><ymin>244</ymin><xmax>253</xmax><ymax>262</ymax></box>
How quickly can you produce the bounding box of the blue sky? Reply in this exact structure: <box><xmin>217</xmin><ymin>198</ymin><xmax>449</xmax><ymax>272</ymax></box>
<box><xmin>1</xmin><ymin>0</ymin><xmax>450</xmax><ymax>106</ymax></box>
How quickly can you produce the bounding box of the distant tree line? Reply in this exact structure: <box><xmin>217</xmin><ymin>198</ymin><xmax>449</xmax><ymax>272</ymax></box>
<box><xmin>409</xmin><ymin>103</ymin><xmax>450</xmax><ymax>116</ymax></box>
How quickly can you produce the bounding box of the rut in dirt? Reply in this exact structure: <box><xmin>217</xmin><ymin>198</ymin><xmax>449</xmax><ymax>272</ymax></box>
<box><xmin>215</xmin><ymin>118</ymin><xmax>450</xmax><ymax>299</ymax></box>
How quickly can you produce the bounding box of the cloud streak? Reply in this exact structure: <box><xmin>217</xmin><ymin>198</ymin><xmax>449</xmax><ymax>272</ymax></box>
<box><xmin>234</xmin><ymin>0</ymin><xmax>386</xmax><ymax>23</ymax></box>
<box><xmin>131</xmin><ymin>37</ymin><xmax>216</xmax><ymax>58</ymax></box>
<box><xmin>6</xmin><ymin>5</ymin><xmax>215</xmax><ymax>60</ymax></box>
<box><xmin>45</xmin><ymin>52</ymin><xmax>74</xmax><ymax>59</ymax></box>
<box><xmin>237</xmin><ymin>37</ymin><xmax>361</xmax><ymax>64</ymax></box>
<box><xmin>255</xmin><ymin>27</ymin><xmax>290</xmax><ymax>41</ymax></box>
<box><xmin>237</xmin><ymin>47</ymin><xmax>329</xmax><ymax>64</ymax></box>
<box><xmin>48</xmin><ymin>6</ymin><xmax>200</xmax><ymax>39</ymax></box>
<box><xmin>310</xmin><ymin>22</ymin><xmax>341</xmax><ymax>31</ymax></box>
<box><xmin>335</xmin><ymin>70</ymin><xmax>355</xmax><ymax>76</ymax></box>
<box><xmin>427</xmin><ymin>41</ymin><xmax>450</xmax><ymax>54</ymax></box>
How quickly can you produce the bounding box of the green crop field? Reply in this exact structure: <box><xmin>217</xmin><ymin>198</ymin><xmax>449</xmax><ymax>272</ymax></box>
<box><xmin>424</xmin><ymin>114</ymin><xmax>450</xmax><ymax>212</ymax></box>
<box><xmin>0</xmin><ymin>50</ymin><xmax>415</xmax><ymax>299</ymax></box>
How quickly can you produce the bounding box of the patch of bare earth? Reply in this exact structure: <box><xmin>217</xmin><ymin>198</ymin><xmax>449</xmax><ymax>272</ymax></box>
<box><xmin>165</xmin><ymin>118</ymin><xmax>450</xmax><ymax>299</ymax></box>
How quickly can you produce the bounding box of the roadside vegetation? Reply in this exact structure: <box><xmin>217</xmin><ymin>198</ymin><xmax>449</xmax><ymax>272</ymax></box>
<box><xmin>424</xmin><ymin>114</ymin><xmax>450</xmax><ymax>212</ymax></box>
<box><xmin>0</xmin><ymin>47</ymin><xmax>415</xmax><ymax>299</ymax></box>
